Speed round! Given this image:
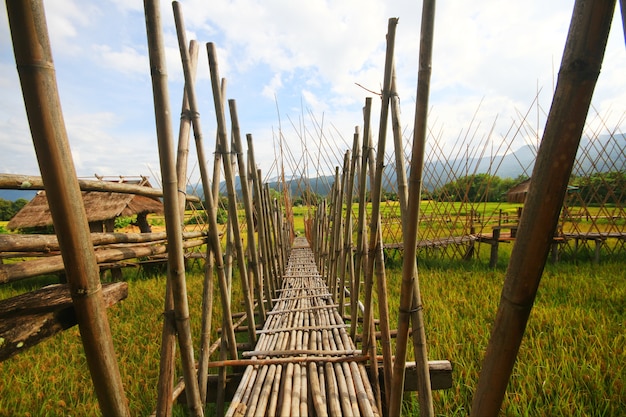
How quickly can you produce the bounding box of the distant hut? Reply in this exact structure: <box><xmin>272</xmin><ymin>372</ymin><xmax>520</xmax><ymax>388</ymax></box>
<box><xmin>506</xmin><ymin>179</ymin><xmax>531</xmax><ymax>204</ymax></box>
<box><xmin>7</xmin><ymin>177</ymin><xmax>163</xmax><ymax>233</ymax></box>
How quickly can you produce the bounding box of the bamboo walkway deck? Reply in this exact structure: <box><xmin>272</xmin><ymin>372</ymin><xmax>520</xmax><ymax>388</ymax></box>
<box><xmin>225</xmin><ymin>237</ymin><xmax>380</xmax><ymax>417</ymax></box>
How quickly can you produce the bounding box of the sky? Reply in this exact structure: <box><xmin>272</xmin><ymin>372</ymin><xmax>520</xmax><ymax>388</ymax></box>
<box><xmin>1</xmin><ymin>0</ymin><xmax>625</xmax><ymax>186</ymax></box>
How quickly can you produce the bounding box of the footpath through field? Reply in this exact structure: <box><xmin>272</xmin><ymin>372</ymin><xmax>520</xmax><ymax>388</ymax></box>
<box><xmin>225</xmin><ymin>237</ymin><xmax>380</xmax><ymax>417</ymax></box>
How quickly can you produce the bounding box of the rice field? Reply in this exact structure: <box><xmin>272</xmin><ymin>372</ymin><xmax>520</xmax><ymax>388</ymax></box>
<box><xmin>0</xmin><ymin>249</ymin><xmax>624</xmax><ymax>416</ymax></box>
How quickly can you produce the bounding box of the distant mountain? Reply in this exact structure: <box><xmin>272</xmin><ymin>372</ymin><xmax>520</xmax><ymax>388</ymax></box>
<box><xmin>184</xmin><ymin>133</ymin><xmax>625</xmax><ymax>199</ymax></box>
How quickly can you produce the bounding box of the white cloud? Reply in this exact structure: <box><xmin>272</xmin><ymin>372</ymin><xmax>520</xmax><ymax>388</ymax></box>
<box><xmin>1</xmin><ymin>0</ymin><xmax>624</xmax><ymax>186</ymax></box>
<box><xmin>93</xmin><ymin>44</ymin><xmax>149</xmax><ymax>76</ymax></box>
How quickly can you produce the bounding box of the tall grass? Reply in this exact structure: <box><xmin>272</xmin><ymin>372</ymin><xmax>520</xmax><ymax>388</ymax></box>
<box><xmin>0</xmin><ymin>252</ymin><xmax>624</xmax><ymax>415</ymax></box>
<box><xmin>394</xmin><ymin>259</ymin><xmax>625</xmax><ymax>416</ymax></box>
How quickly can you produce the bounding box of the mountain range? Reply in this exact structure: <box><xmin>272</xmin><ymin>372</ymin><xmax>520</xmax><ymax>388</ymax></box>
<box><xmin>1</xmin><ymin>134</ymin><xmax>622</xmax><ymax>201</ymax></box>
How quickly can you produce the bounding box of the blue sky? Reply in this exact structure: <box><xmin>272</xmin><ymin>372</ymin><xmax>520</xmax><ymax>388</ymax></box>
<box><xmin>1</xmin><ymin>0</ymin><xmax>624</xmax><ymax>185</ymax></box>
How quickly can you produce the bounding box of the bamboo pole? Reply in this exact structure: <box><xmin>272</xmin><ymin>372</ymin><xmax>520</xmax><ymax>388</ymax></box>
<box><xmin>471</xmin><ymin>1</ymin><xmax>616</xmax><ymax>415</ymax></box>
<box><xmin>357</xmin><ymin>98</ymin><xmax>383</xmax><ymax>414</ymax></box>
<box><xmin>144</xmin><ymin>2</ymin><xmax>203</xmax><ymax>415</ymax></box>
<box><xmin>389</xmin><ymin>1</ymin><xmax>436</xmax><ymax>415</ymax></box>
<box><xmin>337</xmin><ymin>151</ymin><xmax>351</xmax><ymax>317</ymax></box>
<box><xmin>0</xmin><ymin>173</ymin><xmax>200</xmax><ymax>203</ymax></box>
<box><xmin>345</xmin><ymin>128</ymin><xmax>361</xmax><ymax>332</ymax></box>
<box><xmin>364</xmin><ymin>18</ymin><xmax>399</xmax><ymax>411</ymax></box>
<box><xmin>205</xmin><ymin>42</ymin><xmax>258</xmax><ymax>344</ymax></box>
<box><xmin>0</xmin><ymin>237</ymin><xmax>205</xmax><ymax>284</ymax></box>
<box><xmin>0</xmin><ymin>231</ymin><xmax>204</xmax><ymax>253</ymax></box>
<box><xmin>249</xmin><ymin>160</ymin><xmax>274</xmax><ymax>310</ymax></box>
<box><xmin>230</xmin><ymin>104</ymin><xmax>266</xmax><ymax>323</ymax></box>
<box><xmin>155</xmin><ymin>38</ymin><xmax>198</xmax><ymax>417</ymax></box>
<box><xmin>5</xmin><ymin>2</ymin><xmax>130</xmax><ymax>415</ymax></box>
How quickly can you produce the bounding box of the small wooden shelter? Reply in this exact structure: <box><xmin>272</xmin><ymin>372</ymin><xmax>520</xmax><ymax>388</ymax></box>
<box><xmin>506</xmin><ymin>179</ymin><xmax>531</xmax><ymax>203</ymax></box>
<box><xmin>8</xmin><ymin>176</ymin><xmax>163</xmax><ymax>233</ymax></box>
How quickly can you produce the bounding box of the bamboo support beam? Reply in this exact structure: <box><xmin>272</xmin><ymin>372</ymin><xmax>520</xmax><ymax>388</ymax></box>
<box><xmin>229</xmin><ymin>100</ymin><xmax>266</xmax><ymax>324</ymax></box>
<box><xmin>0</xmin><ymin>237</ymin><xmax>205</xmax><ymax>284</ymax></box>
<box><xmin>207</xmin><ymin>43</ymin><xmax>257</xmax><ymax>345</ymax></box>
<box><xmin>0</xmin><ymin>173</ymin><xmax>200</xmax><ymax>203</ymax></box>
<box><xmin>471</xmin><ymin>1</ymin><xmax>616</xmax><ymax>415</ymax></box>
<box><xmin>5</xmin><ymin>1</ymin><xmax>130</xmax><ymax>414</ymax></box>
<box><xmin>365</xmin><ymin>18</ymin><xmax>399</xmax><ymax>411</ymax></box>
<box><xmin>144</xmin><ymin>2</ymin><xmax>203</xmax><ymax>415</ymax></box>
<box><xmin>389</xmin><ymin>2</ymin><xmax>437</xmax><ymax>416</ymax></box>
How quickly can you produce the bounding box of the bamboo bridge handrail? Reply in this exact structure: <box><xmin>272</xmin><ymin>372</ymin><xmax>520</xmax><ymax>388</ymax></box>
<box><xmin>0</xmin><ymin>173</ymin><xmax>201</xmax><ymax>203</ymax></box>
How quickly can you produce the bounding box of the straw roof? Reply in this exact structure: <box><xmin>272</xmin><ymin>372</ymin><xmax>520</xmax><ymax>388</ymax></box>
<box><xmin>506</xmin><ymin>179</ymin><xmax>531</xmax><ymax>203</ymax></box>
<box><xmin>7</xmin><ymin>190</ymin><xmax>163</xmax><ymax>230</ymax></box>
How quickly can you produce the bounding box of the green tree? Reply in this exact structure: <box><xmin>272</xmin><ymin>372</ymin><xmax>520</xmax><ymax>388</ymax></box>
<box><xmin>0</xmin><ymin>198</ymin><xmax>28</xmax><ymax>221</ymax></box>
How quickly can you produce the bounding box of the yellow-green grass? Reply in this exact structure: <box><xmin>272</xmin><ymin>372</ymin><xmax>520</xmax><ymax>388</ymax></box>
<box><xmin>0</xmin><ymin>266</ymin><xmax>234</xmax><ymax>416</ymax></box>
<box><xmin>1</xmin><ymin>250</ymin><xmax>624</xmax><ymax>415</ymax></box>
<box><xmin>385</xmin><ymin>259</ymin><xmax>626</xmax><ymax>416</ymax></box>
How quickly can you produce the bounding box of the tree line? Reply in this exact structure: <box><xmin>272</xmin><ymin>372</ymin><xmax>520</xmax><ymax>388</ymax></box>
<box><xmin>0</xmin><ymin>198</ymin><xmax>28</xmax><ymax>221</ymax></box>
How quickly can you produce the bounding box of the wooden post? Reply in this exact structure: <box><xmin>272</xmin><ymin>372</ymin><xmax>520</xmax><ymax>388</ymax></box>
<box><xmin>5</xmin><ymin>1</ymin><xmax>130</xmax><ymax>415</ymax></box>
<box><xmin>471</xmin><ymin>1</ymin><xmax>616</xmax><ymax>415</ymax></box>
<box><xmin>489</xmin><ymin>228</ymin><xmax>501</xmax><ymax>268</ymax></box>
<box><xmin>144</xmin><ymin>2</ymin><xmax>203</xmax><ymax>415</ymax></box>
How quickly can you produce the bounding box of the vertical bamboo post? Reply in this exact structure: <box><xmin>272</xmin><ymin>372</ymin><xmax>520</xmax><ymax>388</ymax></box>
<box><xmin>329</xmin><ymin>166</ymin><xmax>343</xmax><ymax>300</ymax></box>
<box><xmin>342</xmin><ymin>130</ymin><xmax>360</xmax><ymax>323</ymax></box>
<box><xmin>389</xmin><ymin>0</ymin><xmax>436</xmax><ymax>414</ymax></box>
<box><xmin>358</xmin><ymin>98</ymin><xmax>383</xmax><ymax>414</ymax></box>
<box><xmin>172</xmin><ymin>4</ymin><xmax>240</xmax><ymax>406</ymax></box>
<box><xmin>365</xmin><ymin>18</ymin><xmax>399</xmax><ymax>410</ymax></box>
<box><xmin>5</xmin><ymin>2</ymin><xmax>130</xmax><ymax>415</ymax></box>
<box><xmin>156</xmin><ymin>38</ymin><xmax>199</xmax><ymax>417</ymax></box>
<box><xmin>144</xmin><ymin>1</ymin><xmax>203</xmax><ymax>415</ymax></box>
<box><xmin>206</xmin><ymin>42</ymin><xmax>257</xmax><ymax>344</ymax></box>
<box><xmin>337</xmin><ymin>151</ymin><xmax>350</xmax><ymax>316</ymax></box>
<box><xmin>259</xmin><ymin>174</ymin><xmax>279</xmax><ymax>296</ymax></box>
<box><xmin>230</xmin><ymin>115</ymin><xmax>266</xmax><ymax>323</ymax></box>
<box><xmin>471</xmin><ymin>1</ymin><xmax>616</xmax><ymax>415</ymax></box>
<box><xmin>353</xmin><ymin>99</ymin><xmax>373</xmax><ymax>340</ymax></box>
<box><xmin>248</xmin><ymin>144</ymin><xmax>275</xmax><ymax>310</ymax></box>
<box><xmin>273</xmin><ymin>197</ymin><xmax>286</xmax><ymax>276</ymax></box>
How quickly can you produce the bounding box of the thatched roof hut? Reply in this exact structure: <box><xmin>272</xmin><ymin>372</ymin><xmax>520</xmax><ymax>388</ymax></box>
<box><xmin>506</xmin><ymin>179</ymin><xmax>531</xmax><ymax>203</ymax></box>
<box><xmin>8</xmin><ymin>178</ymin><xmax>163</xmax><ymax>232</ymax></box>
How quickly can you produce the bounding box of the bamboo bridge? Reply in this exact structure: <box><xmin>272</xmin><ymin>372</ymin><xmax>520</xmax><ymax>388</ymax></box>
<box><xmin>225</xmin><ymin>237</ymin><xmax>379</xmax><ymax>417</ymax></box>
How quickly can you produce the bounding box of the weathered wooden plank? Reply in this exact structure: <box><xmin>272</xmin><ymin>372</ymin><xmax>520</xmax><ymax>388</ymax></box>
<box><xmin>0</xmin><ymin>282</ymin><xmax>128</xmax><ymax>362</ymax></box>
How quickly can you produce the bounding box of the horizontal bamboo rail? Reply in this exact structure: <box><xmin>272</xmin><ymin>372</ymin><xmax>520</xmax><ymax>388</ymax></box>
<box><xmin>0</xmin><ymin>231</ymin><xmax>205</xmax><ymax>253</ymax></box>
<box><xmin>0</xmin><ymin>173</ymin><xmax>201</xmax><ymax>203</ymax></box>
<box><xmin>0</xmin><ymin>236</ymin><xmax>207</xmax><ymax>283</ymax></box>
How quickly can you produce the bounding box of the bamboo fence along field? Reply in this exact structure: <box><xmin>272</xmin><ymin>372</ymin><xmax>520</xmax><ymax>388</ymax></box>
<box><xmin>0</xmin><ymin>259</ymin><xmax>623</xmax><ymax>416</ymax></box>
